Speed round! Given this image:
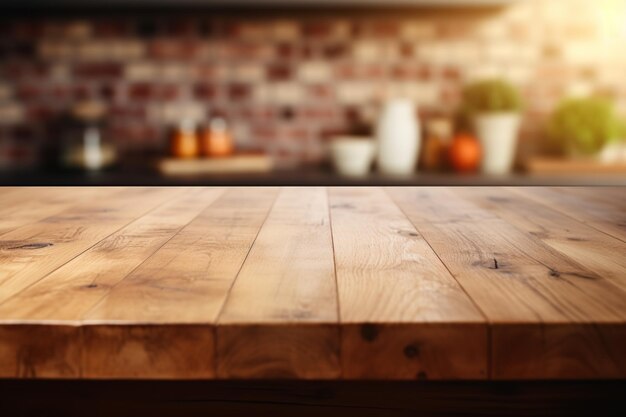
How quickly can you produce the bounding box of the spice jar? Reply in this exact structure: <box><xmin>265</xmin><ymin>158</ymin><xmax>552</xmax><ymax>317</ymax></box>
<box><xmin>420</xmin><ymin>117</ymin><xmax>453</xmax><ymax>172</ymax></box>
<box><xmin>200</xmin><ymin>117</ymin><xmax>234</xmax><ymax>157</ymax></box>
<box><xmin>171</xmin><ymin>119</ymin><xmax>199</xmax><ymax>158</ymax></box>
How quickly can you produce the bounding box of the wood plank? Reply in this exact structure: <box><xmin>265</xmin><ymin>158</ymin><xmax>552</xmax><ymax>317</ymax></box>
<box><xmin>0</xmin><ymin>187</ymin><xmax>122</xmax><ymax>236</ymax></box>
<box><xmin>0</xmin><ymin>187</ymin><xmax>182</xmax><ymax>305</ymax></box>
<box><xmin>0</xmin><ymin>325</ymin><xmax>80</xmax><ymax>378</ymax></box>
<box><xmin>0</xmin><ymin>188</ymin><xmax>186</xmax><ymax>378</ymax></box>
<box><xmin>453</xmin><ymin>187</ymin><xmax>626</xmax><ymax>293</ymax></box>
<box><xmin>547</xmin><ymin>187</ymin><xmax>626</xmax><ymax>210</ymax></box>
<box><xmin>387</xmin><ymin>187</ymin><xmax>626</xmax><ymax>379</ymax></box>
<box><xmin>216</xmin><ymin>187</ymin><xmax>339</xmax><ymax>379</ymax></box>
<box><xmin>329</xmin><ymin>187</ymin><xmax>487</xmax><ymax>380</ymax></box>
<box><xmin>511</xmin><ymin>187</ymin><xmax>626</xmax><ymax>242</ymax></box>
<box><xmin>81</xmin><ymin>187</ymin><xmax>279</xmax><ymax>379</ymax></box>
<box><xmin>0</xmin><ymin>187</ymin><xmax>225</xmax><ymax>322</ymax></box>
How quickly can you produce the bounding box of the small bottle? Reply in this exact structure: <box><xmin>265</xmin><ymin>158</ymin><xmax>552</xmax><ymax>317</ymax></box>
<box><xmin>200</xmin><ymin>117</ymin><xmax>234</xmax><ymax>158</ymax></box>
<box><xmin>171</xmin><ymin>119</ymin><xmax>199</xmax><ymax>159</ymax></box>
<box><xmin>421</xmin><ymin>117</ymin><xmax>453</xmax><ymax>172</ymax></box>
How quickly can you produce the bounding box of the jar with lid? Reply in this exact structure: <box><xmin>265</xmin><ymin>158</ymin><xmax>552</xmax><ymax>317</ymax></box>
<box><xmin>200</xmin><ymin>117</ymin><xmax>234</xmax><ymax>158</ymax></box>
<box><xmin>171</xmin><ymin>119</ymin><xmax>199</xmax><ymax>158</ymax></box>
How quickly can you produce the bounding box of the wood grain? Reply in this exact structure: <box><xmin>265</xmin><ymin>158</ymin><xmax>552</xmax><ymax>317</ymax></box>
<box><xmin>387</xmin><ymin>187</ymin><xmax>626</xmax><ymax>379</ymax></box>
<box><xmin>0</xmin><ymin>187</ymin><xmax>225</xmax><ymax>321</ymax></box>
<box><xmin>512</xmin><ymin>187</ymin><xmax>626</xmax><ymax>242</ymax></box>
<box><xmin>0</xmin><ymin>187</ymin><xmax>182</xmax><ymax>306</ymax></box>
<box><xmin>0</xmin><ymin>187</ymin><xmax>122</xmax><ymax>237</ymax></box>
<box><xmin>329</xmin><ymin>187</ymin><xmax>487</xmax><ymax>379</ymax></box>
<box><xmin>217</xmin><ymin>188</ymin><xmax>340</xmax><ymax>379</ymax></box>
<box><xmin>0</xmin><ymin>325</ymin><xmax>80</xmax><ymax>378</ymax></box>
<box><xmin>453</xmin><ymin>187</ymin><xmax>626</xmax><ymax>293</ymax></box>
<box><xmin>81</xmin><ymin>188</ymin><xmax>279</xmax><ymax>378</ymax></box>
<box><xmin>0</xmin><ymin>186</ymin><xmax>625</xmax><ymax>380</ymax></box>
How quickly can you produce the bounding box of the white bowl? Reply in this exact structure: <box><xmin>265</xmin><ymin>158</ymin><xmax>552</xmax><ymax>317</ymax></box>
<box><xmin>330</xmin><ymin>137</ymin><xmax>376</xmax><ymax>177</ymax></box>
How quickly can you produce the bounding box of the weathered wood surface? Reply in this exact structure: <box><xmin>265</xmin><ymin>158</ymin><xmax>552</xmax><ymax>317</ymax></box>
<box><xmin>0</xmin><ymin>187</ymin><xmax>624</xmax><ymax>380</ymax></box>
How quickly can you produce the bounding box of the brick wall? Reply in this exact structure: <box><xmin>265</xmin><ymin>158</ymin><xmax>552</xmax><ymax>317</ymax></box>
<box><xmin>1</xmin><ymin>0</ymin><xmax>625</xmax><ymax>167</ymax></box>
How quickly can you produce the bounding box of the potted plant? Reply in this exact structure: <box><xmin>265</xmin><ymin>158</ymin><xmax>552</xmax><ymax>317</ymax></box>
<box><xmin>547</xmin><ymin>97</ymin><xmax>622</xmax><ymax>157</ymax></box>
<box><xmin>461</xmin><ymin>79</ymin><xmax>522</xmax><ymax>175</ymax></box>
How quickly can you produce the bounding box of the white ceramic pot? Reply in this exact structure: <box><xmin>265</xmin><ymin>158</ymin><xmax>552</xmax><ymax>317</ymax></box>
<box><xmin>376</xmin><ymin>99</ymin><xmax>420</xmax><ymax>176</ymax></box>
<box><xmin>330</xmin><ymin>137</ymin><xmax>376</xmax><ymax>177</ymax></box>
<box><xmin>474</xmin><ymin>112</ymin><xmax>521</xmax><ymax>175</ymax></box>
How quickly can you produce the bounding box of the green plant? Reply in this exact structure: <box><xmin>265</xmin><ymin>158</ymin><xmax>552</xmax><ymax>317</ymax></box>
<box><xmin>462</xmin><ymin>79</ymin><xmax>523</xmax><ymax>115</ymax></box>
<box><xmin>547</xmin><ymin>97</ymin><xmax>621</xmax><ymax>155</ymax></box>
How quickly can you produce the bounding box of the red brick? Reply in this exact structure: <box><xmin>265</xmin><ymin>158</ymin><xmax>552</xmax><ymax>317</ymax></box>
<box><xmin>322</xmin><ymin>43</ymin><xmax>348</xmax><ymax>59</ymax></box>
<box><xmin>49</xmin><ymin>85</ymin><xmax>73</xmax><ymax>100</ymax></box>
<box><xmin>72</xmin><ymin>85</ymin><xmax>92</xmax><ymax>100</ymax></box>
<box><xmin>282</xmin><ymin>126</ymin><xmax>310</xmax><ymax>141</ymax></box>
<box><xmin>109</xmin><ymin>105</ymin><xmax>146</xmax><ymax>119</ymax></box>
<box><xmin>417</xmin><ymin>66</ymin><xmax>433</xmax><ymax>80</ymax></box>
<box><xmin>194</xmin><ymin>83</ymin><xmax>217</xmax><ymax>100</ymax></box>
<box><xmin>128</xmin><ymin>83</ymin><xmax>152</xmax><ymax>100</ymax></box>
<box><xmin>302</xmin><ymin>21</ymin><xmax>343</xmax><ymax>38</ymax></box>
<box><xmin>267</xmin><ymin>64</ymin><xmax>292</xmax><ymax>81</ymax></box>
<box><xmin>336</xmin><ymin>64</ymin><xmax>386</xmax><ymax>80</ymax></box>
<box><xmin>221</xmin><ymin>42</ymin><xmax>273</xmax><ymax>60</ymax></box>
<box><xmin>26</xmin><ymin>105</ymin><xmax>56</xmax><ymax>121</ymax></box>
<box><xmin>398</xmin><ymin>42</ymin><xmax>415</xmax><ymax>58</ymax></box>
<box><xmin>276</xmin><ymin>43</ymin><xmax>296</xmax><ymax>59</ymax></box>
<box><xmin>74</xmin><ymin>63</ymin><xmax>123</xmax><ymax>79</ymax></box>
<box><xmin>442</xmin><ymin>66</ymin><xmax>461</xmax><ymax>81</ymax></box>
<box><xmin>195</xmin><ymin>64</ymin><xmax>217</xmax><ymax>78</ymax></box>
<box><xmin>158</xmin><ymin>84</ymin><xmax>180</xmax><ymax>100</ymax></box>
<box><xmin>224</xmin><ymin>22</ymin><xmax>269</xmax><ymax>40</ymax></box>
<box><xmin>359</xmin><ymin>21</ymin><xmax>400</xmax><ymax>38</ymax></box>
<box><xmin>390</xmin><ymin>64</ymin><xmax>412</xmax><ymax>80</ymax></box>
<box><xmin>128</xmin><ymin>83</ymin><xmax>179</xmax><ymax>101</ymax></box>
<box><xmin>16</xmin><ymin>84</ymin><xmax>42</xmax><ymax>100</ymax></box>
<box><xmin>5</xmin><ymin>62</ymin><xmax>48</xmax><ymax>79</ymax></box>
<box><xmin>150</xmin><ymin>39</ymin><xmax>198</xmax><ymax>60</ymax></box>
<box><xmin>251</xmin><ymin>126</ymin><xmax>278</xmax><ymax>142</ymax></box>
<box><xmin>228</xmin><ymin>84</ymin><xmax>251</xmax><ymax>100</ymax></box>
<box><xmin>107</xmin><ymin>124</ymin><xmax>160</xmax><ymax>148</ymax></box>
<box><xmin>299</xmin><ymin>107</ymin><xmax>340</xmax><ymax>122</ymax></box>
<box><xmin>99</xmin><ymin>84</ymin><xmax>119</xmax><ymax>100</ymax></box>
<box><xmin>236</xmin><ymin>107</ymin><xmax>276</xmax><ymax>122</ymax></box>
<box><xmin>307</xmin><ymin>84</ymin><xmax>335</xmax><ymax>100</ymax></box>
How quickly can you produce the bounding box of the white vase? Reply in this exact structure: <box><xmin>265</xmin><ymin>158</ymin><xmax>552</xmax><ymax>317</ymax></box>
<box><xmin>474</xmin><ymin>113</ymin><xmax>521</xmax><ymax>175</ymax></box>
<box><xmin>376</xmin><ymin>99</ymin><xmax>420</xmax><ymax>176</ymax></box>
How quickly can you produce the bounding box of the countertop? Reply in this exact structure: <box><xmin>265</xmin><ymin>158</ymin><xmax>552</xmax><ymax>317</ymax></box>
<box><xmin>0</xmin><ymin>186</ymin><xmax>625</xmax><ymax>380</ymax></box>
<box><xmin>2</xmin><ymin>167</ymin><xmax>626</xmax><ymax>186</ymax></box>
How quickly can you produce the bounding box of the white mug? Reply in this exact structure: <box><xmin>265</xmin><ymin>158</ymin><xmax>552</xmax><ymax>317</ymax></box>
<box><xmin>330</xmin><ymin>137</ymin><xmax>376</xmax><ymax>177</ymax></box>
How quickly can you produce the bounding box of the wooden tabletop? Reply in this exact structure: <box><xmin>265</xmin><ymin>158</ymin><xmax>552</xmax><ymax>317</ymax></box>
<box><xmin>0</xmin><ymin>186</ymin><xmax>624</xmax><ymax>380</ymax></box>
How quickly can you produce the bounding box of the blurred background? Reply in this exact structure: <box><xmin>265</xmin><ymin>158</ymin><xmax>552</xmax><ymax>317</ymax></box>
<box><xmin>0</xmin><ymin>0</ymin><xmax>625</xmax><ymax>185</ymax></box>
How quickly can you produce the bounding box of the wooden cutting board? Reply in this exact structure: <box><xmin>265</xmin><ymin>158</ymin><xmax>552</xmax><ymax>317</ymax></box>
<box><xmin>526</xmin><ymin>157</ymin><xmax>626</xmax><ymax>174</ymax></box>
<box><xmin>158</xmin><ymin>154</ymin><xmax>273</xmax><ymax>175</ymax></box>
